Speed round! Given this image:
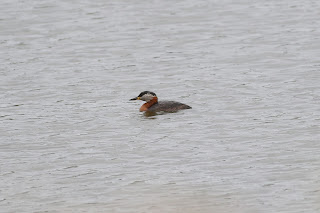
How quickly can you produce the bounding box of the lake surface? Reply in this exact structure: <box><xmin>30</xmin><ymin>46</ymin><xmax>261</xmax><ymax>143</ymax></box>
<box><xmin>1</xmin><ymin>0</ymin><xmax>320</xmax><ymax>212</ymax></box>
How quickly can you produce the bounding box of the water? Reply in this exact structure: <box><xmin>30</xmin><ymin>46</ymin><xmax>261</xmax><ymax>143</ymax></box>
<box><xmin>1</xmin><ymin>0</ymin><xmax>320</xmax><ymax>212</ymax></box>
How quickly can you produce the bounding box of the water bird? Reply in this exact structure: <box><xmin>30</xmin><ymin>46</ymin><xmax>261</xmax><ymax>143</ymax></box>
<box><xmin>130</xmin><ymin>91</ymin><xmax>191</xmax><ymax>112</ymax></box>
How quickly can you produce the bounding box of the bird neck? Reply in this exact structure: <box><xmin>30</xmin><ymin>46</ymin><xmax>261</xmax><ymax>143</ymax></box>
<box><xmin>140</xmin><ymin>97</ymin><xmax>158</xmax><ymax>111</ymax></box>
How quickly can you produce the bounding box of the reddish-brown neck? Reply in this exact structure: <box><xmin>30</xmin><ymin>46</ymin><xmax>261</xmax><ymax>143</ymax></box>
<box><xmin>139</xmin><ymin>97</ymin><xmax>158</xmax><ymax>111</ymax></box>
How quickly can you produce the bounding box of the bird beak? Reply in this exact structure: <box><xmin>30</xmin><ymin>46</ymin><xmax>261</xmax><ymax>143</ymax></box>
<box><xmin>130</xmin><ymin>97</ymin><xmax>140</xmax><ymax>101</ymax></box>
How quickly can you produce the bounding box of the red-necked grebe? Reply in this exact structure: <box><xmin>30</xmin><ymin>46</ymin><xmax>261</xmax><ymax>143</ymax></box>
<box><xmin>130</xmin><ymin>91</ymin><xmax>191</xmax><ymax>112</ymax></box>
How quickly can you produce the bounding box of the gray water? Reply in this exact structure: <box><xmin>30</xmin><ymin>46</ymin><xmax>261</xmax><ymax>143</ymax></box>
<box><xmin>1</xmin><ymin>0</ymin><xmax>320</xmax><ymax>212</ymax></box>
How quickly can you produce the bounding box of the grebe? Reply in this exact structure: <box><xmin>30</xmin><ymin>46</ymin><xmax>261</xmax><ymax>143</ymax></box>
<box><xmin>130</xmin><ymin>91</ymin><xmax>191</xmax><ymax>112</ymax></box>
